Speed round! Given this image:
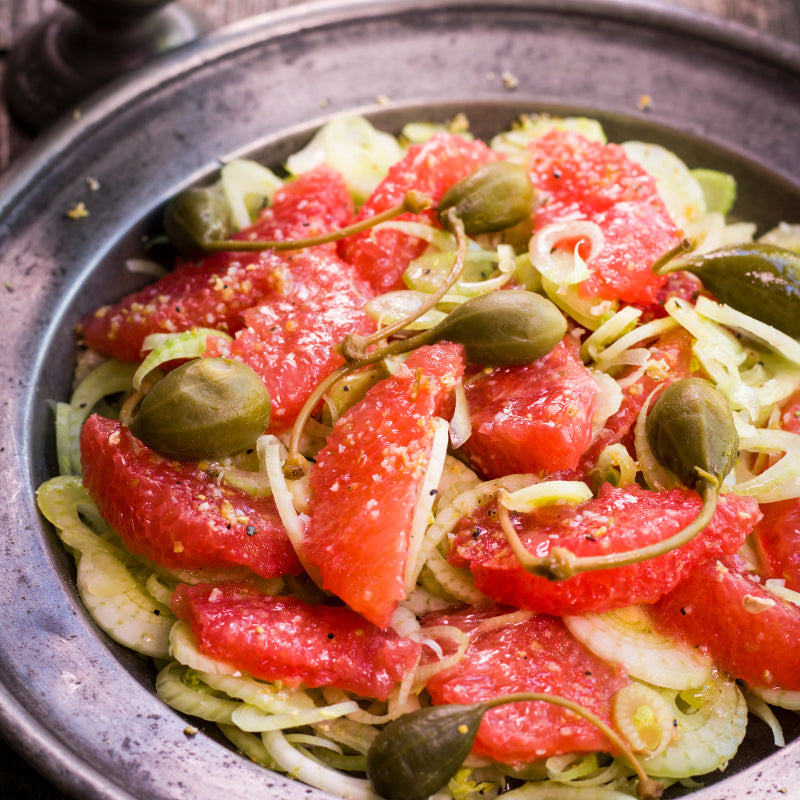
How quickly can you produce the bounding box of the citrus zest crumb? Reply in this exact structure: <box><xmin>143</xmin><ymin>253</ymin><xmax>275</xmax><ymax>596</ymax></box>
<box><xmin>66</xmin><ymin>202</ymin><xmax>89</xmax><ymax>220</ymax></box>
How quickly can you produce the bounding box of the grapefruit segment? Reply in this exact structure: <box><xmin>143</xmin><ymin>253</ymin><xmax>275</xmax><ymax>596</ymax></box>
<box><xmin>423</xmin><ymin>605</ymin><xmax>630</xmax><ymax>763</ymax></box>
<box><xmin>303</xmin><ymin>342</ymin><xmax>465</xmax><ymax>628</ymax></box>
<box><xmin>457</xmin><ymin>336</ymin><xmax>600</xmax><ymax>479</ymax></box>
<box><xmin>528</xmin><ymin>130</ymin><xmax>681</xmax><ymax>305</ymax></box>
<box><xmin>81</xmin><ymin>414</ymin><xmax>301</xmax><ymax>579</ymax></box>
<box><xmin>651</xmin><ymin>554</ymin><xmax>800</xmax><ymax>691</ymax></box>
<box><xmin>78</xmin><ymin>165</ymin><xmax>353</xmax><ymax>361</ymax></box>
<box><xmin>173</xmin><ymin>581</ymin><xmax>420</xmax><ymax>700</ymax></box>
<box><xmin>449</xmin><ymin>483</ymin><xmax>762</xmax><ymax>615</ymax></box>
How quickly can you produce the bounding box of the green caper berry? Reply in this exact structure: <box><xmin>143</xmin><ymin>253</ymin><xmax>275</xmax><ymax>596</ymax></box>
<box><xmin>437</xmin><ymin>161</ymin><xmax>534</xmax><ymax>235</ymax></box>
<box><xmin>129</xmin><ymin>357</ymin><xmax>270</xmax><ymax>461</ymax></box>
<box><xmin>658</xmin><ymin>242</ymin><xmax>800</xmax><ymax>338</ymax></box>
<box><xmin>429</xmin><ymin>290</ymin><xmax>566</xmax><ymax>366</ymax></box>
<box><xmin>645</xmin><ymin>377</ymin><xmax>738</xmax><ymax>490</ymax></box>
<box><xmin>366</xmin><ymin>703</ymin><xmax>488</xmax><ymax>800</ymax></box>
<box><xmin>506</xmin><ymin>378</ymin><xmax>739</xmax><ymax>582</ymax></box>
<box><xmin>366</xmin><ymin>692</ymin><xmax>662</xmax><ymax>800</ymax></box>
<box><xmin>163</xmin><ymin>185</ymin><xmax>235</xmax><ymax>257</ymax></box>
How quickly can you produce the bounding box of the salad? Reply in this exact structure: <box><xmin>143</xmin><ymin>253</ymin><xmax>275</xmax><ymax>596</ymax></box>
<box><xmin>37</xmin><ymin>113</ymin><xmax>800</xmax><ymax>800</ymax></box>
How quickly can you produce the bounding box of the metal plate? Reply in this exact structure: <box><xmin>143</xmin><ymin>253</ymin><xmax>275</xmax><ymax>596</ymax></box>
<box><xmin>1</xmin><ymin>1</ymin><xmax>798</xmax><ymax>797</ymax></box>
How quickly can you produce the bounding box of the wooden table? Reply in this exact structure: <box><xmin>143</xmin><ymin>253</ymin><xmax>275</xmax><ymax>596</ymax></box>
<box><xmin>0</xmin><ymin>0</ymin><xmax>797</xmax><ymax>797</ymax></box>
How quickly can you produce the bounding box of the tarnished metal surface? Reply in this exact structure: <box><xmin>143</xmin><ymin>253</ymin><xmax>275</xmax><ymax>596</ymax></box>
<box><xmin>0</xmin><ymin>2</ymin><xmax>798</xmax><ymax>797</ymax></box>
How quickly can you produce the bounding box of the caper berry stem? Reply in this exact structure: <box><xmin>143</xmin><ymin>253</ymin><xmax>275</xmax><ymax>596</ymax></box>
<box><xmin>495</xmin><ymin>484</ymin><xmax>720</xmax><ymax>581</ymax></box>
<box><xmin>484</xmin><ymin>692</ymin><xmax>663</xmax><ymax>800</ymax></box>
<box><xmin>118</xmin><ymin>387</ymin><xmax>146</xmax><ymax>429</ymax></box>
<box><xmin>335</xmin><ymin>206</ymin><xmax>469</xmax><ymax>361</ymax></box>
<box><xmin>118</xmin><ymin>372</ymin><xmax>161</xmax><ymax>428</ymax></box>
<box><xmin>366</xmin><ymin>690</ymin><xmax>663</xmax><ymax>800</ymax></box>
<box><xmin>283</xmin><ymin>210</ymin><xmax>470</xmax><ymax>477</ymax></box>
<box><xmin>283</xmin><ymin>363</ymin><xmax>352</xmax><ymax>479</ymax></box>
<box><xmin>650</xmin><ymin>237</ymin><xmax>696</xmax><ymax>275</ymax></box>
<box><xmin>197</xmin><ymin>189</ymin><xmax>432</xmax><ymax>253</ymax></box>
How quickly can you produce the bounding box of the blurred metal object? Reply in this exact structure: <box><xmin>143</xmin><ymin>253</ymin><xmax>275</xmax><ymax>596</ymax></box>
<box><xmin>4</xmin><ymin>0</ymin><xmax>210</xmax><ymax>132</ymax></box>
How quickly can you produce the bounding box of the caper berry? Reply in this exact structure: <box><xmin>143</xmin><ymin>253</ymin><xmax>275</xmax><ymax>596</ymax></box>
<box><xmin>366</xmin><ymin>692</ymin><xmax>663</xmax><ymax>800</ymax></box>
<box><xmin>163</xmin><ymin>185</ymin><xmax>235</xmax><ymax>257</ymax></box>
<box><xmin>372</xmin><ymin>290</ymin><xmax>567</xmax><ymax>367</ymax></box>
<box><xmin>429</xmin><ymin>290</ymin><xmax>567</xmax><ymax>365</ymax></box>
<box><xmin>367</xmin><ymin>703</ymin><xmax>487</xmax><ymax>800</ymax></box>
<box><xmin>660</xmin><ymin>242</ymin><xmax>800</xmax><ymax>338</ymax></box>
<box><xmin>500</xmin><ymin>377</ymin><xmax>739</xmax><ymax>580</ymax></box>
<box><xmin>129</xmin><ymin>357</ymin><xmax>270</xmax><ymax>461</ymax></box>
<box><xmin>437</xmin><ymin>161</ymin><xmax>534</xmax><ymax>235</ymax></box>
<box><xmin>645</xmin><ymin>377</ymin><xmax>738</xmax><ymax>491</ymax></box>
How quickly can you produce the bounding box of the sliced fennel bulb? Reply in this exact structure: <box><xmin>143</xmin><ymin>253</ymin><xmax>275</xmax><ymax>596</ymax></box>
<box><xmin>563</xmin><ymin>605</ymin><xmax>712</xmax><ymax>690</ymax></box>
<box><xmin>621</xmin><ymin>141</ymin><xmax>706</xmax><ymax>228</ymax></box>
<box><xmin>285</xmin><ymin>115</ymin><xmax>403</xmax><ymax>206</ymax></box>
<box><xmin>640</xmin><ymin>675</ymin><xmax>747</xmax><ymax>778</ymax></box>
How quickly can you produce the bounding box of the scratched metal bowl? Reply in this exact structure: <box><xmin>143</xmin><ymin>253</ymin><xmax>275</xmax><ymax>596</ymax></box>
<box><xmin>1</xmin><ymin>1</ymin><xmax>798</xmax><ymax>797</ymax></box>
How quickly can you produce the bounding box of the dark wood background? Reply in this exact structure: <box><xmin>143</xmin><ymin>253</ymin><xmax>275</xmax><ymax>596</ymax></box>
<box><xmin>0</xmin><ymin>0</ymin><xmax>797</xmax><ymax>797</ymax></box>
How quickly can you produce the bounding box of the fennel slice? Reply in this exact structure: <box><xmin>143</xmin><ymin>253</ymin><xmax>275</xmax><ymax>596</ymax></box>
<box><xmin>563</xmin><ymin>605</ymin><xmax>712</xmax><ymax>690</ymax></box>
